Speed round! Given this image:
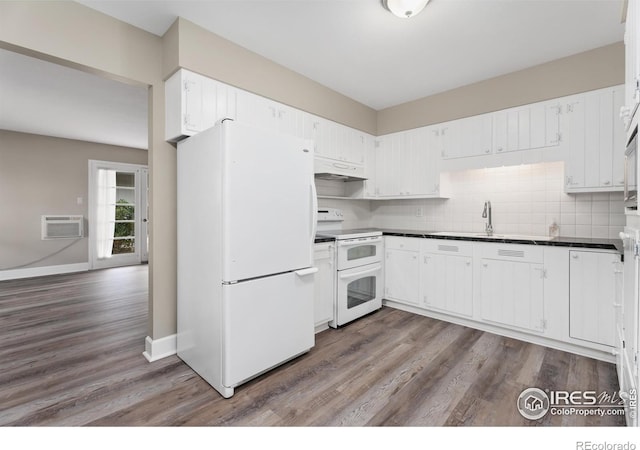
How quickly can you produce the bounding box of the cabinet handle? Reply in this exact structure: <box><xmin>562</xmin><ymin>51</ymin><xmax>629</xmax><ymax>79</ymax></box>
<box><xmin>603</xmin><ymin>180</ymin><xmax>611</xmax><ymax>186</ymax></box>
<box><xmin>484</xmin><ymin>149</ymin><xmax>490</xmax><ymax>154</ymax></box>
<box><xmin>572</xmin><ymin>254</ymin><xmax>579</xmax><ymax>259</ymax></box>
<box><xmin>482</xmin><ymin>262</ymin><xmax>488</xmax><ymax>268</ymax></box>
<box><xmin>497</xmin><ymin>147</ymin><xmax>503</xmax><ymax>152</ymax></box>
<box><xmin>466</xmin><ymin>261</ymin><xmax>471</xmax><ymax>266</ymax></box>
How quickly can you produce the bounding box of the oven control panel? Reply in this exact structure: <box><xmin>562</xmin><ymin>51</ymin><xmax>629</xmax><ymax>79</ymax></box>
<box><xmin>317</xmin><ymin>208</ymin><xmax>343</xmax><ymax>222</ymax></box>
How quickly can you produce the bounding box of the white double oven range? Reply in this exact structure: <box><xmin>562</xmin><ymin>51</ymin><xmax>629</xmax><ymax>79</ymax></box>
<box><xmin>317</xmin><ymin>208</ymin><xmax>383</xmax><ymax>328</ymax></box>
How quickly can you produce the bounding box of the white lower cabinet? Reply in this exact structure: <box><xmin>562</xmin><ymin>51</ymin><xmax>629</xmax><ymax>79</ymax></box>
<box><xmin>384</xmin><ymin>237</ymin><xmax>420</xmax><ymax>306</ymax></box>
<box><xmin>569</xmin><ymin>250</ymin><xmax>619</xmax><ymax>347</ymax></box>
<box><xmin>478</xmin><ymin>244</ymin><xmax>545</xmax><ymax>333</ymax></box>
<box><xmin>313</xmin><ymin>242</ymin><xmax>335</xmax><ymax>329</ymax></box>
<box><xmin>420</xmin><ymin>240</ymin><xmax>473</xmax><ymax>317</ymax></box>
<box><xmin>480</xmin><ymin>258</ymin><xmax>545</xmax><ymax>333</ymax></box>
<box><xmin>383</xmin><ymin>236</ymin><xmax>620</xmax><ymax>362</ymax></box>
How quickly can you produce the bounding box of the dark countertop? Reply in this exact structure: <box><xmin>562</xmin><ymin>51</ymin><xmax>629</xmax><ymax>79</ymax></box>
<box><xmin>315</xmin><ymin>229</ymin><xmax>622</xmax><ymax>253</ymax></box>
<box><xmin>382</xmin><ymin>228</ymin><xmax>623</xmax><ymax>254</ymax></box>
<box><xmin>314</xmin><ymin>235</ymin><xmax>336</xmax><ymax>243</ymax></box>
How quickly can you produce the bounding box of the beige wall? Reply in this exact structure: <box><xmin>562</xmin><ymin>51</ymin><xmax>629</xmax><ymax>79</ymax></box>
<box><xmin>0</xmin><ymin>130</ymin><xmax>148</xmax><ymax>269</ymax></box>
<box><xmin>168</xmin><ymin>18</ymin><xmax>378</xmax><ymax>135</ymax></box>
<box><xmin>0</xmin><ymin>0</ymin><xmax>176</xmax><ymax>340</ymax></box>
<box><xmin>377</xmin><ymin>42</ymin><xmax>625</xmax><ymax>135</ymax></box>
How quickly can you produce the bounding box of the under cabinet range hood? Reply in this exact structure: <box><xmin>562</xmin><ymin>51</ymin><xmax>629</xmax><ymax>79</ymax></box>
<box><xmin>314</xmin><ymin>158</ymin><xmax>367</xmax><ymax>182</ymax></box>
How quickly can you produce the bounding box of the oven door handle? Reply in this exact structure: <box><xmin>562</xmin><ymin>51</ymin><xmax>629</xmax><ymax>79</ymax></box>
<box><xmin>338</xmin><ymin>237</ymin><xmax>383</xmax><ymax>247</ymax></box>
<box><xmin>339</xmin><ymin>263</ymin><xmax>382</xmax><ymax>280</ymax></box>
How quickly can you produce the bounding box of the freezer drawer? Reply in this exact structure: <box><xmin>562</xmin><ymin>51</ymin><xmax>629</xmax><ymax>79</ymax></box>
<box><xmin>222</xmin><ymin>270</ymin><xmax>315</xmax><ymax>388</ymax></box>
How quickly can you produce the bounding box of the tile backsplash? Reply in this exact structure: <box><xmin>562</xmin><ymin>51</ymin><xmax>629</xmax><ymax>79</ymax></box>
<box><xmin>369</xmin><ymin>161</ymin><xmax>625</xmax><ymax>239</ymax></box>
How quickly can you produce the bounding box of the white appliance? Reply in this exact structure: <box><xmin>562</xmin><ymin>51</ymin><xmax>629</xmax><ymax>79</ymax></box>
<box><xmin>620</xmin><ymin>226</ymin><xmax>640</xmax><ymax>426</ymax></box>
<box><xmin>317</xmin><ymin>208</ymin><xmax>383</xmax><ymax>328</ymax></box>
<box><xmin>177</xmin><ymin>119</ymin><xmax>318</xmax><ymax>399</ymax></box>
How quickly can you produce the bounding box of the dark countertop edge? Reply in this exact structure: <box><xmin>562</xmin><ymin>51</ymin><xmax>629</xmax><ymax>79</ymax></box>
<box><xmin>381</xmin><ymin>230</ymin><xmax>623</xmax><ymax>254</ymax></box>
<box><xmin>314</xmin><ymin>236</ymin><xmax>336</xmax><ymax>243</ymax></box>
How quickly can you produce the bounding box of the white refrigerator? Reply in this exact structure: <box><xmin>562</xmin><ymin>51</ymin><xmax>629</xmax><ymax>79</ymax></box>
<box><xmin>176</xmin><ymin>119</ymin><xmax>318</xmax><ymax>398</ymax></box>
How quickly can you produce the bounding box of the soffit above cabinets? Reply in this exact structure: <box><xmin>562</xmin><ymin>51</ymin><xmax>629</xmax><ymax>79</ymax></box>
<box><xmin>0</xmin><ymin>48</ymin><xmax>148</xmax><ymax>150</ymax></box>
<box><xmin>78</xmin><ymin>0</ymin><xmax>625</xmax><ymax>110</ymax></box>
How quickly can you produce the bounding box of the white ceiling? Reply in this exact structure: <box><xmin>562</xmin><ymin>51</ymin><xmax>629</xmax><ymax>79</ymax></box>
<box><xmin>78</xmin><ymin>0</ymin><xmax>626</xmax><ymax>110</ymax></box>
<box><xmin>0</xmin><ymin>1</ymin><xmax>626</xmax><ymax>150</ymax></box>
<box><xmin>0</xmin><ymin>49</ymin><xmax>148</xmax><ymax>149</ymax></box>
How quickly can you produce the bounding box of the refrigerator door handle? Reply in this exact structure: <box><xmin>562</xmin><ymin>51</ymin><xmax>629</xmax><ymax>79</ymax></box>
<box><xmin>295</xmin><ymin>267</ymin><xmax>319</xmax><ymax>277</ymax></box>
<box><xmin>311</xmin><ymin>181</ymin><xmax>318</xmax><ymax>242</ymax></box>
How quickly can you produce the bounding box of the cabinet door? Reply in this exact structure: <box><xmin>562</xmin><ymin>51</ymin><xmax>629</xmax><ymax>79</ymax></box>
<box><xmin>480</xmin><ymin>259</ymin><xmax>545</xmax><ymax>332</ymax></box>
<box><xmin>421</xmin><ymin>253</ymin><xmax>473</xmax><ymax>317</ymax></box>
<box><xmin>385</xmin><ymin>249</ymin><xmax>420</xmax><ymax>305</ymax></box>
<box><xmin>235</xmin><ymin>90</ymin><xmax>277</xmax><ymax>131</ymax></box>
<box><xmin>362</xmin><ymin>134</ymin><xmax>377</xmax><ymax>198</ymax></box>
<box><xmin>439</xmin><ymin>120</ymin><xmax>461</xmax><ymax>159</ymax></box>
<box><xmin>313</xmin><ymin>243</ymin><xmax>335</xmax><ymax>328</ymax></box>
<box><xmin>276</xmin><ymin>104</ymin><xmax>303</xmax><ymax>138</ymax></box>
<box><xmin>612</xmin><ymin>85</ymin><xmax>626</xmax><ymax>187</ymax></box>
<box><xmin>183</xmin><ymin>72</ymin><xmax>203</xmax><ymax>133</ymax></box>
<box><xmin>563</xmin><ymin>96</ymin><xmax>586</xmax><ymax>189</ymax></box>
<box><xmin>375</xmin><ymin>133</ymin><xmax>403</xmax><ymax>197</ymax></box>
<box><xmin>569</xmin><ymin>251</ymin><xmax>617</xmax><ymax>347</ymax></box>
<box><xmin>403</xmin><ymin>127</ymin><xmax>433</xmax><ymax>195</ymax></box>
<box><xmin>342</xmin><ymin>128</ymin><xmax>366</xmax><ymax>165</ymax></box>
<box><xmin>458</xmin><ymin>114</ymin><xmax>492</xmax><ymax>158</ymax></box>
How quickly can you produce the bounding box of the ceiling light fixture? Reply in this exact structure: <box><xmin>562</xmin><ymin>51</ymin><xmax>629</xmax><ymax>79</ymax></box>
<box><xmin>382</xmin><ymin>0</ymin><xmax>431</xmax><ymax>19</ymax></box>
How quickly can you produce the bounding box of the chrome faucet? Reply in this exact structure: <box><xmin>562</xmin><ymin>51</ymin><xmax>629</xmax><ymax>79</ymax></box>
<box><xmin>482</xmin><ymin>201</ymin><xmax>493</xmax><ymax>236</ymax></box>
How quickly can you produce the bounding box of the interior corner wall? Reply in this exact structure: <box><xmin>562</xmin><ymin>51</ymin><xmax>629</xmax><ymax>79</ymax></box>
<box><xmin>0</xmin><ymin>0</ymin><xmax>177</xmax><ymax>341</ymax></box>
<box><xmin>172</xmin><ymin>17</ymin><xmax>378</xmax><ymax>135</ymax></box>
<box><xmin>377</xmin><ymin>42</ymin><xmax>625</xmax><ymax>135</ymax></box>
<box><xmin>0</xmin><ymin>130</ymin><xmax>148</xmax><ymax>270</ymax></box>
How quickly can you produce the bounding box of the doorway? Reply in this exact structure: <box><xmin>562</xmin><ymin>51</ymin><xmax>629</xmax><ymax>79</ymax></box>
<box><xmin>89</xmin><ymin>160</ymin><xmax>149</xmax><ymax>270</ymax></box>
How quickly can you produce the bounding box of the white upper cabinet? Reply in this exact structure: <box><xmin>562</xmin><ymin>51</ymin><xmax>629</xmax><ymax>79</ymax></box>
<box><xmin>374</xmin><ymin>127</ymin><xmax>441</xmax><ymax>198</ymax></box>
<box><xmin>165</xmin><ymin>69</ymin><xmax>237</xmax><ymax>142</ymax></box>
<box><xmin>437</xmin><ymin>115</ymin><xmax>492</xmax><ymax>160</ymax></box>
<box><xmin>235</xmin><ymin>90</ymin><xmax>304</xmax><ymax>138</ymax></box>
<box><xmin>564</xmin><ymin>85</ymin><xmax>626</xmax><ymax>192</ymax></box>
<box><xmin>623</xmin><ymin>0</ymin><xmax>640</xmax><ymax>129</ymax></box>
<box><xmin>493</xmin><ymin>100</ymin><xmax>560</xmax><ymax>155</ymax></box>
<box><xmin>302</xmin><ymin>115</ymin><xmax>366</xmax><ymax>165</ymax></box>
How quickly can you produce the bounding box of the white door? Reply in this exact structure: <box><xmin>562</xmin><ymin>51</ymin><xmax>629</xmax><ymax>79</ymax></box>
<box><xmin>222</xmin><ymin>270</ymin><xmax>315</xmax><ymax>388</ymax></box>
<box><xmin>89</xmin><ymin>160</ymin><xmax>148</xmax><ymax>269</ymax></box>
<box><xmin>221</xmin><ymin>121</ymin><xmax>315</xmax><ymax>282</ymax></box>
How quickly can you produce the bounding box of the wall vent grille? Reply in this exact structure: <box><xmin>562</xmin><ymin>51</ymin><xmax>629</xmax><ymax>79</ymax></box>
<box><xmin>497</xmin><ymin>249</ymin><xmax>525</xmax><ymax>258</ymax></box>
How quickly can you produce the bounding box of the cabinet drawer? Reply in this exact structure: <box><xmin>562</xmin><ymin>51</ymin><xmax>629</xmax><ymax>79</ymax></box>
<box><xmin>479</xmin><ymin>243</ymin><xmax>543</xmax><ymax>263</ymax></box>
<box><xmin>421</xmin><ymin>239</ymin><xmax>474</xmax><ymax>257</ymax></box>
<box><xmin>385</xmin><ymin>236</ymin><xmax>421</xmax><ymax>252</ymax></box>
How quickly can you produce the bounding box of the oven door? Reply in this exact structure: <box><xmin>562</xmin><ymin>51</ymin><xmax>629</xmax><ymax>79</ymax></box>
<box><xmin>336</xmin><ymin>237</ymin><xmax>383</xmax><ymax>270</ymax></box>
<box><xmin>332</xmin><ymin>262</ymin><xmax>382</xmax><ymax>328</ymax></box>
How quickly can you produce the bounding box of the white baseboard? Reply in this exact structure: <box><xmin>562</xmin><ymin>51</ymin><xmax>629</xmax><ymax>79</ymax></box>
<box><xmin>143</xmin><ymin>334</ymin><xmax>177</xmax><ymax>362</ymax></box>
<box><xmin>0</xmin><ymin>262</ymin><xmax>89</xmax><ymax>281</ymax></box>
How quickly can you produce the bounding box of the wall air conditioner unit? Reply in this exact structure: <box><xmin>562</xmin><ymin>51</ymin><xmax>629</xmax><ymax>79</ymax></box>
<box><xmin>41</xmin><ymin>215</ymin><xmax>84</xmax><ymax>240</ymax></box>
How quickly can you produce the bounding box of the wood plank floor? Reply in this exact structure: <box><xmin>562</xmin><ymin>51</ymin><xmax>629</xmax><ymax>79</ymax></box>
<box><xmin>0</xmin><ymin>265</ymin><xmax>625</xmax><ymax>426</ymax></box>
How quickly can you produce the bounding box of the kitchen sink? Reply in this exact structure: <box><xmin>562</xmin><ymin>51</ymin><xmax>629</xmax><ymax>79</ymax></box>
<box><xmin>429</xmin><ymin>231</ymin><xmax>555</xmax><ymax>241</ymax></box>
